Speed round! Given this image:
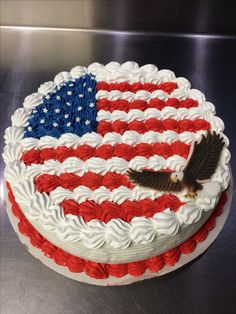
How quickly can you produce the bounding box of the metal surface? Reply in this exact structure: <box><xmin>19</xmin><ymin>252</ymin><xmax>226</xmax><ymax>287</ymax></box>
<box><xmin>1</xmin><ymin>27</ymin><xmax>236</xmax><ymax>314</ymax></box>
<box><xmin>1</xmin><ymin>0</ymin><xmax>236</xmax><ymax>34</ymax></box>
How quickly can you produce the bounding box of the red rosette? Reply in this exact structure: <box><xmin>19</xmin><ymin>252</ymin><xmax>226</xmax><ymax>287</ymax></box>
<box><xmin>179</xmin><ymin>238</ymin><xmax>197</xmax><ymax>254</ymax></box>
<box><xmin>12</xmin><ymin>202</ymin><xmax>24</xmax><ymax>220</ymax></box>
<box><xmin>61</xmin><ymin>199</ymin><xmax>81</xmax><ymax>216</ymax></box>
<box><xmin>100</xmin><ymin>201</ymin><xmax>123</xmax><ymax>223</ymax></box>
<box><xmin>36</xmin><ymin>174</ymin><xmax>60</xmax><ymax>193</ymax></box>
<box><xmin>127</xmin><ymin>261</ymin><xmax>147</xmax><ymax>277</ymax></box>
<box><xmin>145</xmin><ymin>118</ymin><xmax>164</xmax><ymax>132</ymax></box>
<box><xmin>30</xmin><ymin>230</ymin><xmax>45</xmax><ymax>249</ymax></box>
<box><xmin>59</xmin><ymin>173</ymin><xmax>81</xmax><ymax>190</ymax></box>
<box><xmin>96</xmin><ymin>99</ymin><xmax>110</xmax><ymax>111</ymax></box>
<box><xmin>179</xmin><ymin>119</ymin><xmax>195</xmax><ymax>132</ymax></box>
<box><xmin>114</xmin><ymin>143</ymin><xmax>136</xmax><ymax>160</ymax></box>
<box><xmin>80</xmin><ymin>172</ymin><xmax>103</xmax><ymax>190</ymax></box>
<box><xmin>96</xmin><ymin>81</ymin><xmax>109</xmax><ymax>91</ymax></box>
<box><xmin>132</xmin><ymin>82</ymin><xmax>143</xmax><ymax>92</ymax></box>
<box><xmin>180</xmin><ymin>99</ymin><xmax>198</xmax><ymax>108</ymax></box>
<box><xmin>106</xmin><ymin>263</ymin><xmax>128</xmax><ymax>278</ymax></box>
<box><xmin>166</xmin><ymin>98</ymin><xmax>180</xmax><ymax>108</ymax></box>
<box><xmin>159</xmin><ymin>82</ymin><xmax>177</xmax><ymax>94</ymax></box>
<box><xmin>40</xmin><ymin>147</ymin><xmax>56</xmax><ymax>162</ymax></box>
<box><xmin>135</xmin><ymin>143</ymin><xmax>154</xmax><ymax>158</ymax></box>
<box><xmin>122</xmin><ymin>200</ymin><xmax>143</xmax><ymax>222</ymax></box>
<box><xmin>53</xmin><ymin>249</ymin><xmax>70</xmax><ymax>266</ymax></box>
<box><xmin>95</xmin><ymin>144</ymin><xmax>114</xmax><ymax>159</ymax></box>
<box><xmin>128</xmin><ymin>120</ymin><xmax>146</xmax><ymax>133</ymax></box>
<box><xmin>18</xmin><ymin>217</ymin><xmax>34</xmax><ymax>237</ymax></box>
<box><xmin>54</xmin><ymin>146</ymin><xmax>74</xmax><ymax>162</ymax></box>
<box><xmin>193</xmin><ymin>226</ymin><xmax>208</xmax><ymax>243</ymax></box>
<box><xmin>74</xmin><ymin>144</ymin><xmax>95</xmax><ymax>161</ymax></box>
<box><xmin>162</xmin><ymin>247</ymin><xmax>181</xmax><ymax>266</ymax></box>
<box><xmin>117</xmin><ymin>82</ymin><xmax>131</xmax><ymax>92</ymax></box>
<box><xmin>145</xmin><ymin>256</ymin><xmax>164</xmax><ymax>272</ymax></box>
<box><xmin>138</xmin><ymin>199</ymin><xmax>156</xmax><ymax>217</ymax></box>
<box><xmin>171</xmin><ymin>141</ymin><xmax>190</xmax><ymax>159</ymax></box>
<box><xmin>163</xmin><ymin>118</ymin><xmax>179</xmax><ymax>132</ymax></box>
<box><xmin>67</xmin><ymin>256</ymin><xmax>85</xmax><ymax>273</ymax></box>
<box><xmin>111</xmin><ymin>99</ymin><xmax>129</xmax><ymax>112</ymax></box>
<box><xmin>149</xmin><ymin>98</ymin><xmax>165</xmax><ymax>110</ymax></box>
<box><xmin>153</xmin><ymin>142</ymin><xmax>173</xmax><ymax>158</ymax></box>
<box><xmin>194</xmin><ymin>119</ymin><xmax>210</xmax><ymax>131</ymax></box>
<box><xmin>157</xmin><ymin>194</ymin><xmax>183</xmax><ymax>212</ymax></box>
<box><xmin>103</xmin><ymin>172</ymin><xmax>124</xmax><ymax>190</ymax></box>
<box><xmin>21</xmin><ymin>149</ymin><xmax>41</xmax><ymax>165</ymax></box>
<box><xmin>97</xmin><ymin>121</ymin><xmax>113</xmax><ymax>136</ymax></box>
<box><xmin>85</xmin><ymin>262</ymin><xmax>108</xmax><ymax>279</ymax></box>
<box><xmin>79</xmin><ymin>201</ymin><xmax>102</xmax><ymax>222</ymax></box>
<box><xmin>205</xmin><ymin>215</ymin><xmax>216</xmax><ymax>232</ymax></box>
<box><xmin>111</xmin><ymin>121</ymin><xmax>128</xmax><ymax>134</ymax></box>
<box><xmin>143</xmin><ymin>83</ymin><xmax>158</xmax><ymax>92</ymax></box>
<box><xmin>130</xmin><ymin>99</ymin><xmax>148</xmax><ymax>111</ymax></box>
<box><xmin>41</xmin><ymin>241</ymin><xmax>57</xmax><ymax>258</ymax></box>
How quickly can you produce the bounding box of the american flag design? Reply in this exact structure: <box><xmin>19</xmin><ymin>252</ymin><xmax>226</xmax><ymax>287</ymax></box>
<box><xmin>4</xmin><ymin>62</ymin><xmax>228</xmax><ymax>255</ymax></box>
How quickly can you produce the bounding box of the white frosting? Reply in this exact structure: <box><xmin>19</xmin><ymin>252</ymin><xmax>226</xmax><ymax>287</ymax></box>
<box><xmin>96</xmin><ymin>107</ymin><xmax>213</xmax><ymax>122</ymax></box>
<box><xmin>2</xmin><ymin>62</ymin><xmax>231</xmax><ymax>253</ymax></box>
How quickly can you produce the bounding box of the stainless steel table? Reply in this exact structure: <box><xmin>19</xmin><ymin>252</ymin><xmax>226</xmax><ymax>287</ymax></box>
<box><xmin>1</xmin><ymin>27</ymin><xmax>236</xmax><ymax>314</ymax></box>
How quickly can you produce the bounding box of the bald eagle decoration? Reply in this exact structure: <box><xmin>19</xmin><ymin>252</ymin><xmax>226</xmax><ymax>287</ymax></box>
<box><xmin>127</xmin><ymin>131</ymin><xmax>225</xmax><ymax>199</ymax></box>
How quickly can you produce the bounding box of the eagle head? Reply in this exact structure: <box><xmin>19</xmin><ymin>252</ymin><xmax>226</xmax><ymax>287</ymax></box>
<box><xmin>170</xmin><ymin>171</ymin><xmax>184</xmax><ymax>183</ymax></box>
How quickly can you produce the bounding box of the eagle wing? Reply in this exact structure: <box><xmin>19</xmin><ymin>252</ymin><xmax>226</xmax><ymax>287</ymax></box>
<box><xmin>127</xmin><ymin>169</ymin><xmax>183</xmax><ymax>192</ymax></box>
<box><xmin>183</xmin><ymin>131</ymin><xmax>225</xmax><ymax>181</ymax></box>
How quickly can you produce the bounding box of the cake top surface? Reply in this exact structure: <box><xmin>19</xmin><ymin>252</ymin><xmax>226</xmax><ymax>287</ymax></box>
<box><xmin>3</xmin><ymin>62</ymin><xmax>230</xmax><ymax>262</ymax></box>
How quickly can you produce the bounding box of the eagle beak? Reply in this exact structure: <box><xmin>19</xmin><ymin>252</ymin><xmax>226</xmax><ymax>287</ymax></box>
<box><xmin>171</xmin><ymin>176</ymin><xmax>178</xmax><ymax>183</ymax></box>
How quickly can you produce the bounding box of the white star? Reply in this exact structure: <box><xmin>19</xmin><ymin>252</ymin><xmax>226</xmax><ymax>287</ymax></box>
<box><xmin>77</xmin><ymin>106</ymin><xmax>83</xmax><ymax>111</ymax></box>
<box><xmin>66</xmin><ymin>122</ymin><xmax>71</xmax><ymax>127</ymax></box>
<box><xmin>64</xmin><ymin>114</ymin><xmax>69</xmax><ymax>118</ymax></box>
<box><xmin>67</xmin><ymin>91</ymin><xmax>72</xmax><ymax>96</ymax></box>
<box><xmin>32</xmin><ymin>110</ymin><xmax>37</xmax><ymax>113</ymax></box>
<box><xmin>46</xmin><ymin>95</ymin><xmax>51</xmax><ymax>100</ymax></box>
<box><xmin>83</xmin><ymin>83</ymin><xmax>86</xmax><ymax>87</ymax></box>
<box><xmin>56</xmin><ymin>96</ymin><xmax>61</xmax><ymax>100</ymax></box>
<box><xmin>79</xmin><ymin>94</ymin><xmax>84</xmax><ymax>98</ymax></box>
<box><xmin>89</xmin><ymin>103</ymin><xmax>95</xmax><ymax>108</ymax></box>
<box><xmin>40</xmin><ymin>119</ymin><xmax>45</xmax><ymax>124</ymax></box>
<box><xmin>88</xmin><ymin>87</ymin><xmax>93</xmax><ymax>92</ymax></box>
<box><xmin>55</xmin><ymin>108</ymin><xmax>61</xmax><ymax>113</ymax></box>
<box><xmin>66</xmin><ymin>102</ymin><xmax>71</xmax><ymax>106</ymax></box>
<box><xmin>85</xmin><ymin>120</ymin><xmax>90</xmax><ymax>125</ymax></box>
<box><xmin>53</xmin><ymin>122</ymin><xmax>58</xmax><ymax>127</ymax></box>
<box><xmin>91</xmin><ymin>77</ymin><xmax>95</xmax><ymax>80</ymax></box>
<box><xmin>76</xmin><ymin>117</ymin><xmax>81</xmax><ymax>122</ymax></box>
<box><xmin>28</xmin><ymin>126</ymin><xmax>32</xmax><ymax>131</ymax></box>
<box><xmin>69</xmin><ymin>83</ymin><xmax>74</xmax><ymax>87</ymax></box>
<box><xmin>43</xmin><ymin>108</ymin><xmax>48</xmax><ymax>113</ymax></box>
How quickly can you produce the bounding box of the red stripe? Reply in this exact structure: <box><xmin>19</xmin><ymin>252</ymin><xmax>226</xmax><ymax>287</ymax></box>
<box><xmin>35</xmin><ymin>172</ymin><xmax>133</xmax><ymax>192</ymax></box>
<box><xmin>97</xmin><ymin>119</ymin><xmax>210</xmax><ymax>136</ymax></box>
<box><xmin>61</xmin><ymin>195</ymin><xmax>185</xmax><ymax>223</ymax></box>
<box><xmin>6</xmin><ymin>181</ymin><xmax>226</xmax><ymax>279</ymax></box>
<box><xmin>97</xmin><ymin>98</ymin><xmax>198</xmax><ymax>112</ymax></box>
<box><xmin>21</xmin><ymin>141</ymin><xmax>190</xmax><ymax>165</ymax></box>
<box><xmin>96</xmin><ymin>81</ymin><xmax>177</xmax><ymax>93</ymax></box>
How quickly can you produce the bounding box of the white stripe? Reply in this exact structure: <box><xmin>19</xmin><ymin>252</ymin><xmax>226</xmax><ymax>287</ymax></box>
<box><xmin>50</xmin><ymin>186</ymin><xmax>165</xmax><ymax>205</ymax></box>
<box><xmin>24</xmin><ymin>155</ymin><xmax>186</xmax><ymax>178</ymax></box>
<box><xmin>96</xmin><ymin>107</ymin><xmax>212</xmax><ymax>123</ymax></box>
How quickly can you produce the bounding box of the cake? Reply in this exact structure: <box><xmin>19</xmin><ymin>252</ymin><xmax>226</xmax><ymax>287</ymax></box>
<box><xmin>3</xmin><ymin>62</ymin><xmax>231</xmax><ymax>284</ymax></box>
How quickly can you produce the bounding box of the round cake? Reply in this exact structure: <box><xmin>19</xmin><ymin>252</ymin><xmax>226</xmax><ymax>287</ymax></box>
<box><xmin>3</xmin><ymin>62</ymin><xmax>231</xmax><ymax>284</ymax></box>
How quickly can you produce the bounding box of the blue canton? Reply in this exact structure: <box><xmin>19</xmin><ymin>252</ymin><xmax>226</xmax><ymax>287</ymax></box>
<box><xmin>24</xmin><ymin>74</ymin><xmax>97</xmax><ymax>138</ymax></box>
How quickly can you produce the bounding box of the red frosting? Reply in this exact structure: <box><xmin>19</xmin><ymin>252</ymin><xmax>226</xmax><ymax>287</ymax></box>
<box><xmin>6</xmin><ymin>182</ymin><xmax>227</xmax><ymax>279</ymax></box>
<box><xmin>96</xmin><ymin>81</ymin><xmax>177</xmax><ymax>93</ymax></box>
<box><xmin>61</xmin><ymin>193</ymin><xmax>184</xmax><ymax>223</ymax></box>
<box><xmin>97</xmin><ymin>119</ymin><xmax>210</xmax><ymax>136</ymax></box>
<box><xmin>21</xmin><ymin>142</ymin><xmax>190</xmax><ymax>165</ymax></box>
<box><xmin>97</xmin><ymin>98</ymin><xmax>198</xmax><ymax>112</ymax></box>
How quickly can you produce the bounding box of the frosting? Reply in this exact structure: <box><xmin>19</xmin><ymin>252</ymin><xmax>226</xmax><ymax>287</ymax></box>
<box><xmin>6</xmin><ymin>182</ymin><xmax>227</xmax><ymax>278</ymax></box>
<box><xmin>3</xmin><ymin>62</ymin><xmax>231</xmax><ymax>255</ymax></box>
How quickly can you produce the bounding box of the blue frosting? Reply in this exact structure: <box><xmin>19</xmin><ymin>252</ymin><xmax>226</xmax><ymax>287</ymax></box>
<box><xmin>24</xmin><ymin>74</ymin><xmax>98</xmax><ymax>138</ymax></box>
